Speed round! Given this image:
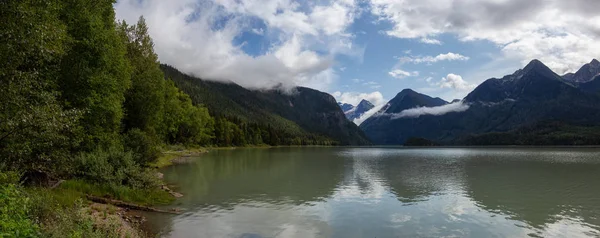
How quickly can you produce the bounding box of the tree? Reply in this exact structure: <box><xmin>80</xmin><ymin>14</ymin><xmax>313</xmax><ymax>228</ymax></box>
<box><xmin>119</xmin><ymin>17</ymin><xmax>165</xmax><ymax>139</ymax></box>
<box><xmin>0</xmin><ymin>0</ymin><xmax>80</xmax><ymax>175</ymax></box>
<box><xmin>58</xmin><ymin>0</ymin><xmax>131</xmax><ymax>150</ymax></box>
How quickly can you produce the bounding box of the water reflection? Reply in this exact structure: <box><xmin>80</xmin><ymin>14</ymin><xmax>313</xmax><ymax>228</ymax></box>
<box><xmin>463</xmin><ymin>150</ymin><xmax>600</xmax><ymax>237</ymax></box>
<box><xmin>148</xmin><ymin>147</ymin><xmax>600</xmax><ymax>238</ymax></box>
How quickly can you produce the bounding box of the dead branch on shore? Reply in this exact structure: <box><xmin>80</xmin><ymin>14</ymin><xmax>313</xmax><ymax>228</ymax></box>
<box><xmin>85</xmin><ymin>195</ymin><xmax>181</xmax><ymax>214</ymax></box>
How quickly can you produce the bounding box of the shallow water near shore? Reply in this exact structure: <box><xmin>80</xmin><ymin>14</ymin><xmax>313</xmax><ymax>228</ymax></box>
<box><xmin>145</xmin><ymin>147</ymin><xmax>600</xmax><ymax>237</ymax></box>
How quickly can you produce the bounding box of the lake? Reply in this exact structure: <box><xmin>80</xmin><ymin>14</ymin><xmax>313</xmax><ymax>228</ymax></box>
<box><xmin>146</xmin><ymin>147</ymin><xmax>600</xmax><ymax>237</ymax></box>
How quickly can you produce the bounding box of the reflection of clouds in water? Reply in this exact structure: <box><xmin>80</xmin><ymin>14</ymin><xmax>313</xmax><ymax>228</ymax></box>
<box><xmin>442</xmin><ymin>198</ymin><xmax>469</xmax><ymax>221</ymax></box>
<box><xmin>334</xmin><ymin>154</ymin><xmax>387</xmax><ymax>202</ymax></box>
<box><xmin>159</xmin><ymin>148</ymin><xmax>600</xmax><ymax>238</ymax></box>
<box><xmin>390</xmin><ymin>213</ymin><xmax>412</xmax><ymax>223</ymax></box>
<box><xmin>538</xmin><ymin>216</ymin><xmax>600</xmax><ymax>238</ymax></box>
<box><xmin>168</xmin><ymin>202</ymin><xmax>332</xmax><ymax>238</ymax></box>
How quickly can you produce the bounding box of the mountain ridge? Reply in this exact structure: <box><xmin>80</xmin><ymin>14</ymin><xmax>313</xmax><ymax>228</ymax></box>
<box><xmin>563</xmin><ymin>59</ymin><xmax>600</xmax><ymax>83</ymax></box>
<box><xmin>344</xmin><ymin>99</ymin><xmax>375</xmax><ymax>121</ymax></box>
<box><xmin>361</xmin><ymin>59</ymin><xmax>600</xmax><ymax>145</ymax></box>
<box><xmin>161</xmin><ymin>64</ymin><xmax>371</xmax><ymax>145</ymax></box>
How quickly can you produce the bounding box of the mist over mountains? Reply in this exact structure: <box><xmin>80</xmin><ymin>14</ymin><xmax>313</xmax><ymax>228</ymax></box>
<box><xmin>338</xmin><ymin>99</ymin><xmax>375</xmax><ymax>121</ymax></box>
<box><xmin>358</xmin><ymin>59</ymin><xmax>600</xmax><ymax>145</ymax></box>
<box><xmin>162</xmin><ymin>58</ymin><xmax>600</xmax><ymax>146</ymax></box>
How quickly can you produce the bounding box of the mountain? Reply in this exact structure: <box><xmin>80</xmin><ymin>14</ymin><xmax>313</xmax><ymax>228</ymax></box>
<box><xmin>343</xmin><ymin>99</ymin><xmax>375</xmax><ymax>121</ymax></box>
<box><xmin>337</xmin><ymin>102</ymin><xmax>354</xmax><ymax>112</ymax></box>
<box><xmin>562</xmin><ymin>59</ymin><xmax>600</xmax><ymax>83</ymax></box>
<box><xmin>160</xmin><ymin>64</ymin><xmax>370</xmax><ymax>145</ymax></box>
<box><xmin>580</xmin><ymin>75</ymin><xmax>600</xmax><ymax>93</ymax></box>
<box><xmin>359</xmin><ymin>89</ymin><xmax>448</xmax><ymax>144</ymax></box>
<box><xmin>361</xmin><ymin>59</ymin><xmax>600</xmax><ymax>145</ymax></box>
<box><xmin>382</xmin><ymin>89</ymin><xmax>447</xmax><ymax>114</ymax></box>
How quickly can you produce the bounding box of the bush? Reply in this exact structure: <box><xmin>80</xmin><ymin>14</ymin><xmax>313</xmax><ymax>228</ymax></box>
<box><xmin>123</xmin><ymin>128</ymin><xmax>161</xmax><ymax>166</ymax></box>
<box><xmin>0</xmin><ymin>171</ymin><xmax>21</xmax><ymax>185</ymax></box>
<box><xmin>74</xmin><ymin>146</ymin><xmax>159</xmax><ymax>188</ymax></box>
<box><xmin>0</xmin><ymin>184</ymin><xmax>39</xmax><ymax>237</ymax></box>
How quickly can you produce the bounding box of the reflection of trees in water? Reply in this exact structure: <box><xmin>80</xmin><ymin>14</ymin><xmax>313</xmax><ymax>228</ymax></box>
<box><xmin>162</xmin><ymin>148</ymin><xmax>346</xmax><ymax>208</ymax></box>
<box><xmin>465</xmin><ymin>158</ymin><xmax>600</xmax><ymax>230</ymax></box>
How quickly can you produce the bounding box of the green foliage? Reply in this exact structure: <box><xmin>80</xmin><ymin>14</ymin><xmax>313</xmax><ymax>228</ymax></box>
<box><xmin>458</xmin><ymin>121</ymin><xmax>600</xmax><ymax>145</ymax></box>
<box><xmin>119</xmin><ymin>17</ymin><xmax>166</xmax><ymax>139</ymax></box>
<box><xmin>161</xmin><ymin>64</ymin><xmax>368</xmax><ymax>146</ymax></box>
<box><xmin>0</xmin><ymin>171</ymin><xmax>21</xmax><ymax>185</ymax></box>
<box><xmin>162</xmin><ymin>80</ymin><xmax>215</xmax><ymax>145</ymax></box>
<box><xmin>26</xmin><ymin>186</ymin><xmax>131</xmax><ymax>238</ymax></box>
<box><xmin>58</xmin><ymin>0</ymin><xmax>132</xmax><ymax>150</ymax></box>
<box><xmin>74</xmin><ymin>146</ymin><xmax>159</xmax><ymax>188</ymax></box>
<box><xmin>0</xmin><ymin>184</ymin><xmax>39</xmax><ymax>237</ymax></box>
<box><xmin>58</xmin><ymin>180</ymin><xmax>173</xmax><ymax>206</ymax></box>
<box><xmin>123</xmin><ymin>128</ymin><xmax>160</xmax><ymax>166</ymax></box>
<box><xmin>0</xmin><ymin>0</ymin><xmax>81</xmax><ymax>177</ymax></box>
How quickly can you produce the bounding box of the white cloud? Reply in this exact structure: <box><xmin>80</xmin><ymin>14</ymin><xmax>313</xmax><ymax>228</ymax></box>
<box><xmin>369</xmin><ymin>0</ymin><xmax>600</xmax><ymax>74</ymax></box>
<box><xmin>251</xmin><ymin>28</ymin><xmax>264</xmax><ymax>35</ymax></box>
<box><xmin>420</xmin><ymin>37</ymin><xmax>442</xmax><ymax>45</ymax></box>
<box><xmin>354</xmin><ymin>103</ymin><xmax>386</xmax><ymax>125</ymax></box>
<box><xmin>400</xmin><ymin>52</ymin><xmax>469</xmax><ymax>64</ymax></box>
<box><xmin>333</xmin><ymin>91</ymin><xmax>387</xmax><ymax>125</ymax></box>
<box><xmin>310</xmin><ymin>1</ymin><xmax>356</xmax><ymax>35</ymax></box>
<box><xmin>391</xmin><ymin>101</ymin><xmax>470</xmax><ymax>119</ymax></box>
<box><xmin>332</xmin><ymin>91</ymin><xmax>386</xmax><ymax>107</ymax></box>
<box><xmin>439</xmin><ymin>73</ymin><xmax>475</xmax><ymax>91</ymax></box>
<box><xmin>389</xmin><ymin>69</ymin><xmax>419</xmax><ymax>79</ymax></box>
<box><xmin>114</xmin><ymin>0</ymin><xmax>360</xmax><ymax>91</ymax></box>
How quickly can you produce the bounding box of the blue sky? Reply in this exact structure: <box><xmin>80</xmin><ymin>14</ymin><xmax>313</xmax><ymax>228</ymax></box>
<box><xmin>115</xmin><ymin>0</ymin><xmax>600</xmax><ymax>105</ymax></box>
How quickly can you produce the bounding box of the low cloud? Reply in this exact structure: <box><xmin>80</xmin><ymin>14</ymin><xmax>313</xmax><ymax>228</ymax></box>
<box><xmin>332</xmin><ymin>91</ymin><xmax>386</xmax><ymax>106</ymax></box>
<box><xmin>391</xmin><ymin>101</ymin><xmax>470</xmax><ymax>119</ymax></box>
<box><xmin>354</xmin><ymin>103</ymin><xmax>387</xmax><ymax>125</ymax></box>
<box><xmin>115</xmin><ymin>0</ymin><xmax>361</xmax><ymax>91</ymax></box>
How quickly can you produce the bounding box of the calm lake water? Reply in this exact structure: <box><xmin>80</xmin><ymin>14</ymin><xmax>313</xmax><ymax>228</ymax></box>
<box><xmin>146</xmin><ymin>147</ymin><xmax>600</xmax><ymax>238</ymax></box>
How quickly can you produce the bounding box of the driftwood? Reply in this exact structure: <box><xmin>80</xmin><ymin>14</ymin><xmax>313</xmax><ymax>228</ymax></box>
<box><xmin>50</xmin><ymin>180</ymin><xmax>65</xmax><ymax>189</ymax></box>
<box><xmin>85</xmin><ymin>195</ymin><xmax>181</xmax><ymax>214</ymax></box>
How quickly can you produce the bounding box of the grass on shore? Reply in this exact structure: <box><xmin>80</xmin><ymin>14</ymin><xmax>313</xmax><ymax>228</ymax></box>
<box><xmin>151</xmin><ymin>147</ymin><xmax>208</xmax><ymax>168</ymax></box>
<box><xmin>1</xmin><ymin>173</ymin><xmax>174</xmax><ymax>237</ymax></box>
<box><xmin>57</xmin><ymin>180</ymin><xmax>174</xmax><ymax>206</ymax></box>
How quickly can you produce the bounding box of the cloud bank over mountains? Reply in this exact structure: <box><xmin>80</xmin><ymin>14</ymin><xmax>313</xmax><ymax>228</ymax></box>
<box><xmin>115</xmin><ymin>0</ymin><xmax>360</xmax><ymax>91</ymax></box>
<box><xmin>391</xmin><ymin>101</ymin><xmax>470</xmax><ymax>119</ymax></box>
<box><xmin>115</xmin><ymin>0</ymin><xmax>600</xmax><ymax>95</ymax></box>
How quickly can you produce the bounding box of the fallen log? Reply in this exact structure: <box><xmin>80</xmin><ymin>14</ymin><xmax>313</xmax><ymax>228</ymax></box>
<box><xmin>85</xmin><ymin>195</ymin><xmax>181</xmax><ymax>214</ymax></box>
<box><xmin>50</xmin><ymin>180</ymin><xmax>65</xmax><ymax>189</ymax></box>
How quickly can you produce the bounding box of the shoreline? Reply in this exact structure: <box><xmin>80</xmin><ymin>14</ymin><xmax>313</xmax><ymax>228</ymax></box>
<box><xmin>134</xmin><ymin>148</ymin><xmax>210</xmax><ymax>237</ymax></box>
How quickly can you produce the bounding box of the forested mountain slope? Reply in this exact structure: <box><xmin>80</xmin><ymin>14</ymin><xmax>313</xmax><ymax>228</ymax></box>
<box><xmin>161</xmin><ymin>65</ymin><xmax>370</xmax><ymax>146</ymax></box>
